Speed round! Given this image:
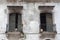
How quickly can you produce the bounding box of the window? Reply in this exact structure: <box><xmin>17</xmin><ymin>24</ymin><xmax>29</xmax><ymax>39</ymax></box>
<box><xmin>9</xmin><ymin>13</ymin><xmax>22</xmax><ymax>32</ymax></box>
<box><xmin>6</xmin><ymin>6</ymin><xmax>23</xmax><ymax>32</ymax></box>
<box><xmin>40</xmin><ymin>13</ymin><xmax>53</xmax><ymax>32</ymax></box>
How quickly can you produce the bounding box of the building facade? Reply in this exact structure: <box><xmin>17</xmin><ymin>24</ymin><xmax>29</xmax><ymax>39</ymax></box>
<box><xmin>0</xmin><ymin>0</ymin><xmax>60</xmax><ymax>40</ymax></box>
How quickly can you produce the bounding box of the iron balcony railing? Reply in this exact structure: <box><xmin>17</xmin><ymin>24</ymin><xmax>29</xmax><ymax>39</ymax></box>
<box><xmin>6</xmin><ymin>24</ymin><xmax>57</xmax><ymax>33</ymax></box>
<box><xmin>40</xmin><ymin>24</ymin><xmax>57</xmax><ymax>33</ymax></box>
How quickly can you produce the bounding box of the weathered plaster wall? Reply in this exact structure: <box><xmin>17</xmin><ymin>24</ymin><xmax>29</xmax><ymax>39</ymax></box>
<box><xmin>0</xmin><ymin>4</ymin><xmax>8</xmax><ymax>40</ymax></box>
<box><xmin>53</xmin><ymin>4</ymin><xmax>60</xmax><ymax>33</ymax></box>
<box><xmin>22</xmin><ymin>3</ymin><xmax>40</xmax><ymax>40</ymax></box>
<box><xmin>0</xmin><ymin>2</ymin><xmax>60</xmax><ymax>40</ymax></box>
<box><xmin>0</xmin><ymin>4</ymin><xmax>7</xmax><ymax>33</ymax></box>
<box><xmin>22</xmin><ymin>3</ymin><xmax>40</xmax><ymax>33</ymax></box>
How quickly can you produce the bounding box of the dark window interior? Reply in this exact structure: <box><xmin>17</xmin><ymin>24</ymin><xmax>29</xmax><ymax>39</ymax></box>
<box><xmin>15</xmin><ymin>13</ymin><xmax>18</xmax><ymax>28</ymax></box>
<box><xmin>40</xmin><ymin>13</ymin><xmax>46</xmax><ymax>31</ymax></box>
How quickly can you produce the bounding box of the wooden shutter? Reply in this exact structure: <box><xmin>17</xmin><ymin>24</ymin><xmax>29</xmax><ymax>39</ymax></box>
<box><xmin>17</xmin><ymin>14</ymin><xmax>22</xmax><ymax>32</ymax></box>
<box><xmin>9</xmin><ymin>13</ymin><xmax>16</xmax><ymax>32</ymax></box>
<box><xmin>46</xmin><ymin>13</ymin><xmax>53</xmax><ymax>32</ymax></box>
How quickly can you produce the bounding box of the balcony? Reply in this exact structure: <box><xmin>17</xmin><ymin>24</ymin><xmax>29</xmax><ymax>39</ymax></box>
<box><xmin>40</xmin><ymin>24</ymin><xmax>57</xmax><ymax>38</ymax></box>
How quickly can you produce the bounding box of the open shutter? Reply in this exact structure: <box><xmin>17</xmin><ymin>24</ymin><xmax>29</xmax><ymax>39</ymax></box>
<box><xmin>17</xmin><ymin>14</ymin><xmax>22</xmax><ymax>32</ymax></box>
<box><xmin>46</xmin><ymin>13</ymin><xmax>53</xmax><ymax>32</ymax></box>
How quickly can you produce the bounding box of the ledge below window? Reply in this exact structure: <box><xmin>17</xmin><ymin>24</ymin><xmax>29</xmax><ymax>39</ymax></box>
<box><xmin>40</xmin><ymin>31</ymin><xmax>57</xmax><ymax>38</ymax></box>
